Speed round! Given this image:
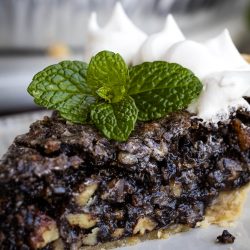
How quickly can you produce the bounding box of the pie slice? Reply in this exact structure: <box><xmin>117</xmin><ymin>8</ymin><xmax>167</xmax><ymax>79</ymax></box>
<box><xmin>0</xmin><ymin>109</ymin><xmax>250</xmax><ymax>249</ymax></box>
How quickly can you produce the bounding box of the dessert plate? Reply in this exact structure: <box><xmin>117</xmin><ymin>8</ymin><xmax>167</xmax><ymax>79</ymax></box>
<box><xmin>0</xmin><ymin>111</ymin><xmax>51</xmax><ymax>158</ymax></box>
<box><xmin>0</xmin><ymin>111</ymin><xmax>249</xmax><ymax>250</ymax></box>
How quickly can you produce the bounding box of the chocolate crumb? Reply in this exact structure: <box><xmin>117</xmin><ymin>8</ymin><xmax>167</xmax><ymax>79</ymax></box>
<box><xmin>217</xmin><ymin>230</ymin><xmax>235</xmax><ymax>244</ymax></box>
<box><xmin>1</xmin><ymin>109</ymin><xmax>250</xmax><ymax>249</ymax></box>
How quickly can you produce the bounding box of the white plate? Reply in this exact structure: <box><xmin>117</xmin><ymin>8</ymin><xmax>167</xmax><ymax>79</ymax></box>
<box><xmin>0</xmin><ymin>112</ymin><xmax>249</xmax><ymax>250</ymax></box>
<box><xmin>0</xmin><ymin>111</ymin><xmax>51</xmax><ymax>157</ymax></box>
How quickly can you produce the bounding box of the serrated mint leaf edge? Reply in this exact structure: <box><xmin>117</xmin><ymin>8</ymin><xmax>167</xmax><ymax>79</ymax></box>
<box><xmin>90</xmin><ymin>96</ymin><xmax>138</xmax><ymax>141</ymax></box>
<box><xmin>133</xmin><ymin>83</ymin><xmax>202</xmax><ymax>121</ymax></box>
<box><xmin>28</xmin><ymin>60</ymin><xmax>96</xmax><ymax>124</ymax></box>
<box><xmin>128</xmin><ymin>61</ymin><xmax>202</xmax><ymax>95</ymax></box>
<box><xmin>86</xmin><ymin>50</ymin><xmax>129</xmax><ymax>103</ymax></box>
<box><xmin>127</xmin><ymin>61</ymin><xmax>203</xmax><ymax>121</ymax></box>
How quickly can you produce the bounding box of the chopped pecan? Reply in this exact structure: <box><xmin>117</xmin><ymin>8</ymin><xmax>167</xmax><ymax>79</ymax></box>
<box><xmin>112</xmin><ymin>228</ymin><xmax>125</xmax><ymax>239</ymax></box>
<box><xmin>44</xmin><ymin>140</ymin><xmax>61</xmax><ymax>154</ymax></box>
<box><xmin>66</xmin><ymin>213</ymin><xmax>97</xmax><ymax>229</ymax></box>
<box><xmin>52</xmin><ymin>238</ymin><xmax>64</xmax><ymax>250</ymax></box>
<box><xmin>82</xmin><ymin>228</ymin><xmax>99</xmax><ymax>246</ymax></box>
<box><xmin>75</xmin><ymin>182</ymin><xmax>98</xmax><ymax>206</ymax></box>
<box><xmin>170</xmin><ymin>180</ymin><xmax>182</xmax><ymax>197</ymax></box>
<box><xmin>232</xmin><ymin>119</ymin><xmax>250</xmax><ymax>150</ymax></box>
<box><xmin>30</xmin><ymin>215</ymin><xmax>59</xmax><ymax>249</ymax></box>
<box><xmin>133</xmin><ymin>217</ymin><xmax>157</xmax><ymax>235</ymax></box>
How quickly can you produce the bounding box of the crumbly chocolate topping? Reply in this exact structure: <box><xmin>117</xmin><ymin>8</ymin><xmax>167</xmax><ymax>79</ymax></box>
<box><xmin>217</xmin><ymin>230</ymin><xmax>235</xmax><ymax>244</ymax></box>
<box><xmin>0</xmin><ymin>110</ymin><xmax>250</xmax><ymax>249</ymax></box>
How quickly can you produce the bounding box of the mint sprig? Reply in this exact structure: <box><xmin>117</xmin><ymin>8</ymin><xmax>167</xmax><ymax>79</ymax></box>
<box><xmin>91</xmin><ymin>96</ymin><xmax>138</xmax><ymax>141</ymax></box>
<box><xmin>87</xmin><ymin>51</ymin><xmax>128</xmax><ymax>103</ymax></box>
<box><xmin>28</xmin><ymin>51</ymin><xmax>202</xmax><ymax>141</ymax></box>
<box><xmin>128</xmin><ymin>62</ymin><xmax>202</xmax><ymax>120</ymax></box>
<box><xmin>27</xmin><ymin>61</ymin><xmax>96</xmax><ymax>123</ymax></box>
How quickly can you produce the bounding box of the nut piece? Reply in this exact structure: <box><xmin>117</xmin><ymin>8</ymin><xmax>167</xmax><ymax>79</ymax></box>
<box><xmin>232</xmin><ymin>119</ymin><xmax>250</xmax><ymax>151</ymax></box>
<box><xmin>52</xmin><ymin>238</ymin><xmax>64</xmax><ymax>250</ymax></box>
<box><xmin>44</xmin><ymin>140</ymin><xmax>61</xmax><ymax>154</ymax></box>
<box><xmin>112</xmin><ymin>228</ymin><xmax>125</xmax><ymax>239</ymax></box>
<box><xmin>118</xmin><ymin>152</ymin><xmax>138</xmax><ymax>165</ymax></box>
<box><xmin>82</xmin><ymin>228</ymin><xmax>99</xmax><ymax>246</ymax></box>
<box><xmin>75</xmin><ymin>182</ymin><xmax>98</xmax><ymax>206</ymax></box>
<box><xmin>66</xmin><ymin>213</ymin><xmax>97</xmax><ymax>229</ymax></box>
<box><xmin>169</xmin><ymin>180</ymin><xmax>182</xmax><ymax>197</ymax></box>
<box><xmin>30</xmin><ymin>217</ymin><xmax>59</xmax><ymax>249</ymax></box>
<box><xmin>113</xmin><ymin>210</ymin><xmax>125</xmax><ymax>221</ymax></box>
<box><xmin>133</xmin><ymin>217</ymin><xmax>157</xmax><ymax>235</ymax></box>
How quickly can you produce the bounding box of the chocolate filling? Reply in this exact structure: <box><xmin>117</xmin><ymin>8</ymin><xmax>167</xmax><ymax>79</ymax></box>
<box><xmin>0</xmin><ymin>110</ymin><xmax>250</xmax><ymax>249</ymax></box>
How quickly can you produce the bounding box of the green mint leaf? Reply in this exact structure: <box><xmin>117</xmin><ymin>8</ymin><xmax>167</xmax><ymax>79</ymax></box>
<box><xmin>90</xmin><ymin>96</ymin><xmax>138</xmax><ymax>141</ymax></box>
<box><xmin>87</xmin><ymin>51</ymin><xmax>128</xmax><ymax>103</ymax></box>
<box><xmin>27</xmin><ymin>51</ymin><xmax>203</xmax><ymax>142</ymax></box>
<box><xmin>128</xmin><ymin>61</ymin><xmax>203</xmax><ymax>121</ymax></box>
<box><xmin>96</xmin><ymin>86</ymin><xmax>113</xmax><ymax>102</ymax></box>
<box><xmin>28</xmin><ymin>61</ymin><xmax>96</xmax><ymax>123</ymax></box>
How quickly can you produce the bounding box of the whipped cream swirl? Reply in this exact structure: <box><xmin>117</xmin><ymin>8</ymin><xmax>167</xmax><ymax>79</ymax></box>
<box><xmin>85</xmin><ymin>3</ymin><xmax>147</xmax><ymax>64</ymax></box>
<box><xmin>85</xmin><ymin>3</ymin><xmax>250</xmax><ymax>122</ymax></box>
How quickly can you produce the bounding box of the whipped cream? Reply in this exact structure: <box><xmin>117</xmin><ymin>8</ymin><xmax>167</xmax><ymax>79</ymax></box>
<box><xmin>187</xmin><ymin>71</ymin><xmax>250</xmax><ymax>121</ymax></box>
<box><xmin>85</xmin><ymin>3</ymin><xmax>250</xmax><ymax>122</ymax></box>
<box><xmin>85</xmin><ymin>3</ymin><xmax>147</xmax><ymax>64</ymax></box>
<box><xmin>133</xmin><ymin>15</ymin><xmax>185</xmax><ymax>65</ymax></box>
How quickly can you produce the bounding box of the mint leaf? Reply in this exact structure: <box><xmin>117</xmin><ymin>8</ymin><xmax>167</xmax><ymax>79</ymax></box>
<box><xmin>87</xmin><ymin>51</ymin><xmax>128</xmax><ymax>103</ymax></box>
<box><xmin>96</xmin><ymin>86</ymin><xmax>113</xmax><ymax>102</ymax></box>
<box><xmin>128</xmin><ymin>61</ymin><xmax>202</xmax><ymax>121</ymax></box>
<box><xmin>27</xmin><ymin>51</ymin><xmax>203</xmax><ymax>142</ymax></box>
<box><xmin>28</xmin><ymin>61</ymin><xmax>96</xmax><ymax>123</ymax></box>
<box><xmin>90</xmin><ymin>96</ymin><xmax>138</xmax><ymax>141</ymax></box>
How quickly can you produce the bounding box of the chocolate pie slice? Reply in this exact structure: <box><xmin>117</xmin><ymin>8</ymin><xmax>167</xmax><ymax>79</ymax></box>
<box><xmin>1</xmin><ymin>7</ymin><xmax>250</xmax><ymax>246</ymax></box>
<box><xmin>0</xmin><ymin>109</ymin><xmax>250</xmax><ymax>249</ymax></box>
